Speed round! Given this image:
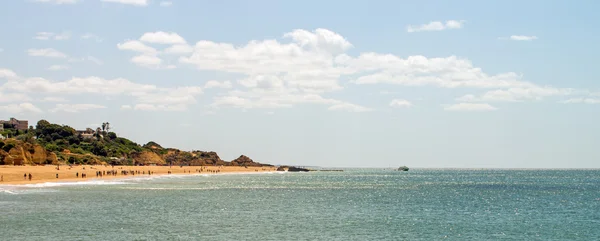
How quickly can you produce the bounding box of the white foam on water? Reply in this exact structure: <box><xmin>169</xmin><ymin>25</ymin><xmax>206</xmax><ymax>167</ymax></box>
<box><xmin>0</xmin><ymin>171</ymin><xmax>288</xmax><ymax>192</ymax></box>
<box><xmin>23</xmin><ymin>180</ymin><xmax>129</xmax><ymax>188</ymax></box>
<box><xmin>1</xmin><ymin>189</ymin><xmax>18</xmax><ymax>194</ymax></box>
<box><xmin>0</xmin><ymin>179</ymin><xmax>129</xmax><ymax>190</ymax></box>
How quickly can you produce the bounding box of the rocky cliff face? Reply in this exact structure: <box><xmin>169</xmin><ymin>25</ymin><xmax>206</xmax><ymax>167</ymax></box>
<box><xmin>132</xmin><ymin>150</ymin><xmax>166</xmax><ymax>165</ymax></box>
<box><xmin>0</xmin><ymin>139</ymin><xmax>272</xmax><ymax>167</ymax></box>
<box><xmin>0</xmin><ymin>141</ymin><xmax>57</xmax><ymax>165</ymax></box>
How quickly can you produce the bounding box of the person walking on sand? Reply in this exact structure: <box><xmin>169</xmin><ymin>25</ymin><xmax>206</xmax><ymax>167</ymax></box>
<box><xmin>56</xmin><ymin>173</ymin><xmax>59</xmax><ymax>179</ymax></box>
<box><xmin>28</xmin><ymin>173</ymin><xmax>32</xmax><ymax>181</ymax></box>
<box><xmin>24</xmin><ymin>173</ymin><xmax>27</xmax><ymax>180</ymax></box>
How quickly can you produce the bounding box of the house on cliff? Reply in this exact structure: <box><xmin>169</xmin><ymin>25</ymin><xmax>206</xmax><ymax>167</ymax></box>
<box><xmin>76</xmin><ymin>128</ymin><xmax>97</xmax><ymax>140</ymax></box>
<box><xmin>0</xmin><ymin>118</ymin><xmax>29</xmax><ymax>131</ymax></box>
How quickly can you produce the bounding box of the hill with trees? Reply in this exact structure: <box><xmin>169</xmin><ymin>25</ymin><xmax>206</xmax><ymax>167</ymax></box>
<box><xmin>0</xmin><ymin>119</ymin><xmax>271</xmax><ymax>167</ymax></box>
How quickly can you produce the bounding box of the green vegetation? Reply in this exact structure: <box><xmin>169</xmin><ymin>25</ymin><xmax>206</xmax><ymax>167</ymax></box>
<box><xmin>1</xmin><ymin>119</ymin><xmax>269</xmax><ymax>167</ymax></box>
<box><xmin>1</xmin><ymin>119</ymin><xmax>144</xmax><ymax>165</ymax></box>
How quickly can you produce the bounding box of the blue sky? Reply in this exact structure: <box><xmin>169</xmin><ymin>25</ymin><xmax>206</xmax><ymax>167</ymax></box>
<box><xmin>1</xmin><ymin>0</ymin><xmax>599</xmax><ymax>168</ymax></box>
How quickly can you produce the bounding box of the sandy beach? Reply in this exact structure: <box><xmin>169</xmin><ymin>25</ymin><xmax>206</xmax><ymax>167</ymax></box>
<box><xmin>0</xmin><ymin>165</ymin><xmax>278</xmax><ymax>185</ymax></box>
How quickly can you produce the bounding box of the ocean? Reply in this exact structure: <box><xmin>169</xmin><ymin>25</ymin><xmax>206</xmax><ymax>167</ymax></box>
<box><xmin>1</xmin><ymin>169</ymin><xmax>599</xmax><ymax>240</ymax></box>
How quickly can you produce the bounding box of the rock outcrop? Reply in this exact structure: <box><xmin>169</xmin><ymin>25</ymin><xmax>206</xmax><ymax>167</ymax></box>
<box><xmin>46</xmin><ymin>152</ymin><xmax>59</xmax><ymax>164</ymax></box>
<box><xmin>132</xmin><ymin>150</ymin><xmax>166</xmax><ymax>165</ymax></box>
<box><xmin>190</xmin><ymin>151</ymin><xmax>226</xmax><ymax>166</ymax></box>
<box><xmin>230</xmin><ymin>155</ymin><xmax>263</xmax><ymax>167</ymax></box>
<box><xmin>31</xmin><ymin>144</ymin><xmax>47</xmax><ymax>165</ymax></box>
<box><xmin>276</xmin><ymin>166</ymin><xmax>310</xmax><ymax>172</ymax></box>
<box><xmin>4</xmin><ymin>146</ymin><xmax>29</xmax><ymax>165</ymax></box>
<box><xmin>287</xmin><ymin>166</ymin><xmax>310</xmax><ymax>172</ymax></box>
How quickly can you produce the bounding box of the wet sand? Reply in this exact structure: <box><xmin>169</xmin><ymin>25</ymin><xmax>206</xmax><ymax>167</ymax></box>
<box><xmin>0</xmin><ymin>165</ymin><xmax>278</xmax><ymax>185</ymax></box>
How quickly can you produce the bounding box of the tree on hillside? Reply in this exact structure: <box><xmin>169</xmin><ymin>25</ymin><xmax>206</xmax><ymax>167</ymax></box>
<box><xmin>35</xmin><ymin>120</ymin><xmax>50</xmax><ymax>137</ymax></box>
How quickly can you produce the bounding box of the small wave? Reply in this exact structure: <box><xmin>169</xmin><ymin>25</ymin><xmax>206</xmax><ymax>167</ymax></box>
<box><xmin>1</xmin><ymin>189</ymin><xmax>18</xmax><ymax>195</ymax></box>
<box><xmin>19</xmin><ymin>180</ymin><xmax>129</xmax><ymax>188</ymax></box>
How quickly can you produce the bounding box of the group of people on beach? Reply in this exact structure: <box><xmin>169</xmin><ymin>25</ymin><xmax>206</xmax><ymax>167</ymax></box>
<box><xmin>195</xmin><ymin>167</ymin><xmax>220</xmax><ymax>174</ymax></box>
<box><xmin>0</xmin><ymin>165</ymin><xmax>269</xmax><ymax>183</ymax></box>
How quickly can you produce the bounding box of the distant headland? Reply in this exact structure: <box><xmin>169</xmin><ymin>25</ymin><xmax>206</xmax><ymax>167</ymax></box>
<box><xmin>0</xmin><ymin>118</ymin><xmax>272</xmax><ymax>167</ymax></box>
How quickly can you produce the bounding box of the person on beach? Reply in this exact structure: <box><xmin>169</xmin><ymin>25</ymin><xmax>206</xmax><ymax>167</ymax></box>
<box><xmin>24</xmin><ymin>173</ymin><xmax>27</xmax><ymax>180</ymax></box>
<box><xmin>28</xmin><ymin>173</ymin><xmax>32</xmax><ymax>181</ymax></box>
<box><xmin>56</xmin><ymin>173</ymin><xmax>58</xmax><ymax>179</ymax></box>
<box><xmin>76</xmin><ymin>172</ymin><xmax>79</xmax><ymax>178</ymax></box>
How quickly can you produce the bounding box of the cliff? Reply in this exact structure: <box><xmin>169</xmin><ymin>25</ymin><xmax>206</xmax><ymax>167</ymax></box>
<box><xmin>0</xmin><ymin>120</ymin><xmax>273</xmax><ymax>167</ymax></box>
<box><xmin>0</xmin><ymin>140</ymin><xmax>58</xmax><ymax>165</ymax></box>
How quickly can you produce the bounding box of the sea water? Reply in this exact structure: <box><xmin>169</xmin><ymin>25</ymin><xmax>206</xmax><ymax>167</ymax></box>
<box><xmin>1</xmin><ymin>169</ymin><xmax>599</xmax><ymax>240</ymax></box>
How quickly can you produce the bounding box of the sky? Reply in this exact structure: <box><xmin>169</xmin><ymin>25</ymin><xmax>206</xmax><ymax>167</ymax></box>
<box><xmin>1</xmin><ymin>0</ymin><xmax>599</xmax><ymax>168</ymax></box>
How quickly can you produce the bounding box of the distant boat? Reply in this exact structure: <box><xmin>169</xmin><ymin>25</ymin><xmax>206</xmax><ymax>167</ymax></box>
<box><xmin>397</xmin><ymin>166</ymin><xmax>409</xmax><ymax>171</ymax></box>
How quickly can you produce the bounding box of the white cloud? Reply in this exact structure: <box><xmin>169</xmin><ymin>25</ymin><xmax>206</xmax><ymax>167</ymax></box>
<box><xmin>132</xmin><ymin>86</ymin><xmax>202</xmax><ymax>106</ymax></box>
<box><xmin>68</xmin><ymin>56</ymin><xmax>104</xmax><ymax>65</ymax></box>
<box><xmin>42</xmin><ymin>97</ymin><xmax>68</xmax><ymax>102</ymax></box>
<box><xmin>457</xmin><ymin>87</ymin><xmax>573</xmax><ymax>102</ymax></box>
<box><xmin>204</xmin><ymin>80</ymin><xmax>232</xmax><ymax>89</ymax></box>
<box><xmin>0</xmin><ymin>92</ymin><xmax>31</xmax><ymax>103</ymax></box>
<box><xmin>47</xmin><ymin>65</ymin><xmax>70</xmax><ymax>71</ymax></box>
<box><xmin>348</xmin><ymin>55</ymin><xmax>532</xmax><ymax>89</ymax></box>
<box><xmin>0</xmin><ymin>103</ymin><xmax>42</xmax><ymax>114</ymax></box>
<box><xmin>101</xmin><ymin>0</ymin><xmax>148</xmax><ymax>6</ymax></box>
<box><xmin>117</xmin><ymin>40</ymin><xmax>157</xmax><ymax>54</ymax></box>
<box><xmin>177</xmin><ymin>28</ymin><xmax>564</xmax><ymax>111</ymax></box>
<box><xmin>509</xmin><ymin>35</ymin><xmax>538</xmax><ymax>41</ymax></box>
<box><xmin>407</xmin><ymin>20</ymin><xmax>465</xmax><ymax>33</ymax></box>
<box><xmin>133</xmin><ymin>104</ymin><xmax>187</xmax><ymax>111</ymax></box>
<box><xmin>131</xmin><ymin>54</ymin><xmax>162</xmax><ymax>67</ymax></box>
<box><xmin>283</xmin><ymin>28</ymin><xmax>353</xmax><ymax>54</ymax></box>
<box><xmin>444</xmin><ymin>103</ymin><xmax>497</xmax><ymax>111</ymax></box>
<box><xmin>140</xmin><ymin>31</ymin><xmax>186</xmax><ymax>44</ymax></box>
<box><xmin>0</xmin><ymin>68</ymin><xmax>203</xmax><ymax>111</ymax></box>
<box><xmin>164</xmin><ymin>44</ymin><xmax>193</xmax><ymax>54</ymax></box>
<box><xmin>117</xmin><ymin>39</ymin><xmax>168</xmax><ymax>68</ymax></box>
<box><xmin>159</xmin><ymin>1</ymin><xmax>172</xmax><ymax>7</ymax></box>
<box><xmin>34</xmin><ymin>32</ymin><xmax>71</xmax><ymax>40</ymax></box>
<box><xmin>81</xmin><ymin>33</ymin><xmax>103</xmax><ymax>42</ymax></box>
<box><xmin>0</xmin><ymin>48</ymin><xmax>3</xmax><ymax>53</ymax></box>
<box><xmin>27</xmin><ymin>48</ymin><xmax>67</xmax><ymax>58</ymax></box>
<box><xmin>559</xmin><ymin>98</ymin><xmax>600</xmax><ymax>104</ymax></box>
<box><xmin>211</xmin><ymin>89</ymin><xmax>367</xmax><ymax>112</ymax></box>
<box><xmin>180</xmin><ymin>29</ymin><xmax>352</xmax><ymax>94</ymax></box>
<box><xmin>50</xmin><ymin>104</ymin><xmax>107</xmax><ymax>113</ymax></box>
<box><xmin>0</xmin><ymin>69</ymin><xmax>19</xmax><ymax>79</ymax></box>
<box><xmin>34</xmin><ymin>0</ymin><xmax>79</xmax><ymax>4</ymax></box>
<box><xmin>389</xmin><ymin>99</ymin><xmax>412</xmax><ymax>108</ymax></box>
<box><xmin>120</xmin><ymin>105</ymin><xmax>132</xmax><ymax>110</ymax></box>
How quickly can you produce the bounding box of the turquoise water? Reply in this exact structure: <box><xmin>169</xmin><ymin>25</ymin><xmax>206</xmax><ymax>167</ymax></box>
<box><xmin>1</xmin><ymin>169</ymin><xmax>599</xmax><ymax>240</ymax></box>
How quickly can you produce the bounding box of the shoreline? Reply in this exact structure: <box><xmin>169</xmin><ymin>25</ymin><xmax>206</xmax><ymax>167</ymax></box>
<box><xmin>0</xmin><ymin>165</ymin><xmax>278</xmax><ymax>185</ymax></box>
